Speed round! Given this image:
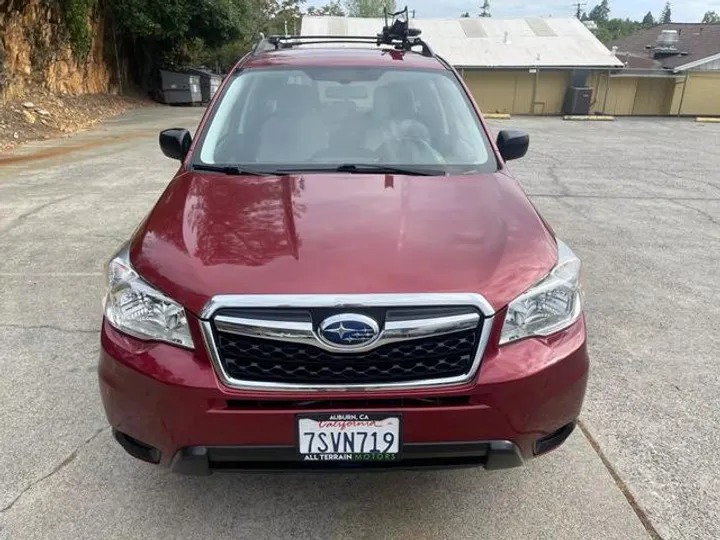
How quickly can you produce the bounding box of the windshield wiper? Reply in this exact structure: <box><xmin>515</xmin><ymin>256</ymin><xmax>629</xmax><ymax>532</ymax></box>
<box><xmin>277</xmin><ymin>164</ymin><xmax>446</xmax><ymax>177</ymax></box>
<box><xmin>192</xmin><ymin>164</ymin><xmax>285</xmax><ymax>177</ymax></box>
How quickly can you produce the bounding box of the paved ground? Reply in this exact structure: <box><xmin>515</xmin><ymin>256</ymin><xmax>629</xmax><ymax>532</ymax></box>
<box><xmin>0</xmin><ymin>107</ymin><xmax>717</xmax><ymax>539</ymax></box>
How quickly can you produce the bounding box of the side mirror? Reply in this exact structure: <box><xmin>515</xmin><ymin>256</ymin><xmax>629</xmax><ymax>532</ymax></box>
<box><xmin>159</xmin><ymin>128</ymin><xmax>192</xmax><ymax>161</ymax></box>
<box><xmin>497</xmin><ymin>130</ymin><xmax>529</xmax><ymax>162</ymax></box>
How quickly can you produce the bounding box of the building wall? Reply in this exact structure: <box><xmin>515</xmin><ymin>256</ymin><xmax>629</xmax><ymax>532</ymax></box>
<box><xmin>632</xmin><ymin>78</ymin><xmax>674</xmax><ymax>115</ymax></box>
<box><xmin>533</xmin><ymin>71</ymin><xmax>570</xmax><ymax>114</ymax></box>
<box><xmin>588</xmin><ymin>71</ymin><xmax>609</xmax><ymax>114</ymax></box>
<box><xmin>462</xmin><ymin>69</ymin><xmax>569</xmax><ymax>115</ymax></box>
<box><xmin>463</xmin><ymin>70</ymin><xmax>533</xmax><ymax>114</ymax></box>
<box><xmin>603</xmin><ymin>77</ymin><xmax>638</xmax><ymax>115</ymax></box>
<box><xmin>462</xmin><ymin>68</ymin><xmax>720</xmax><ymax>117</ymax></box>
<box><xmin>589</xmin><ymin>74</ymin><xmax>677</xmax><ymax>116</ymax></box>
<box><xmin>675</xmin><ymin>72</ymin><xmax>720</xmax><ymax>115</ymax></box>
<box><xmin>599</xmin><ymin>73</ymin><xmax>720</xmax><ymax>116</ymax></box>
<box><xmin>665</xmin><ymin>77</ymin><xmax>685</xmax><ymax>114</ymax></box>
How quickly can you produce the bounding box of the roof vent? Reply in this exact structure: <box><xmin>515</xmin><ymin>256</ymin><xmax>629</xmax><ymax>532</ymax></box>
<box><xmin>651</xmin><ymin>29</ymin><xmax>687</xmax><ymax>58</ymax></box>
<box><xmin>503</xmin><ymin>31</ymin><xmax>511</xmax><ymax>45</ymax></box>
<box><xmin>657</xmin><ymin>29</ymin><xmax>679</xmax><ymax>49</ymax></box>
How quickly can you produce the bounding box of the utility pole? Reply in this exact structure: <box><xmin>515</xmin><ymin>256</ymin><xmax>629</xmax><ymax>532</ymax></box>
<box><xmin>572</xmin><ymin>2</ymin><xmax>587</xmax><ymax>18</ymax></box>
<box><xmin>411</xmin><ymin>9</ymin><xmax>416</xmax><ymax>18</ymax></box>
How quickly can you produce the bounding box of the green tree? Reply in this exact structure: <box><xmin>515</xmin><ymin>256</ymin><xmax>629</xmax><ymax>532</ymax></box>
<box><xmin>306</xmin><ymin>1</ymin><xmax>346</xmax><ymax>15</ymax></box>
<box><xmin>61</xmin><ymin>0</ymin><xmax>98</xmax><ymax>60</ymax></box>
<box><xmin>660</xmin><ymin>1</ymin><xmax>671</xmax><ymax>24</ymax></box>
<box><xmin>110</xmin><ymin>0</ymin><xmax>302</xmax><ymax>86</ymax></box>
<box><xmin>344</xmin><ymin>0</ymin><xmax>395</xmax><ymax>17</ymax></box>
<box><xmin>266</xmin><ymin>0</ymin><xmax>306</xmax><ymax>34</ymax></box>
<box><xmin>588</xmin><ymin>0</ymin><xmax>610</xmax><ymax>23</ymax></box>
<box><xmin>111</xmin><ymin>0</ymin><xmax>261</xmax><ymax>49</ymax></box>
<box><xmin>479</xmin><ymin>0</ymin><xmax>490</xmax><ymax>17</ymax></box>
<box><xmin>702</xmin><ymin>10</ymin><xmax>720</xmax><ymax>23</ymax></box>
<box><xmin>595</xmin><ymin>18</ymin><xmax>643</xmax><ymax>43</ymax></box>
<box><xmin>642</xmin><ymin>11</ymin><xmax>655</xmax><ymax>25</ymax></box>
<box><xmin>460</xmin><ymin>11</ymin><xmax>470</xmax><ymax>18</ymax></box>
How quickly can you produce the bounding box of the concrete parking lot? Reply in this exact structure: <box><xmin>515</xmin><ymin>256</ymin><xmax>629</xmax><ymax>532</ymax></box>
<box><xmin>0</xmin><ymin>108</ymin><xmax>718</xmax><ymax>539</ymax></box>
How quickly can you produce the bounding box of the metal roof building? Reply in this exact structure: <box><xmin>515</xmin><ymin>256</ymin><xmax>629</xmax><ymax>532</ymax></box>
<box><xmin>301</xmin><ymin>16</ymin><xmax>623</xmax><ymax>69</ymax></box>
<box><xmin>297</xmin><ymin>17</ymin><xmax>720</xmax><ymax>117</ymax></box>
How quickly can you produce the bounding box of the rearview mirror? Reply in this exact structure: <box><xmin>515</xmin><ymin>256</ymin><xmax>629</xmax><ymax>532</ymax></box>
<box><xmin>497</xmin><ymin>130</ymin><xmax>529</xmax><ymax>162</ymax></box>
<box><xmin>159</xmin><ymin>128</ymin><xmax>192</xmax><ymax>161</ymax></box>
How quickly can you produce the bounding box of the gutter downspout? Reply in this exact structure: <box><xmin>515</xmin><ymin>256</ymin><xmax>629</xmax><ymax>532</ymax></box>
<box><xmin>677</xmin><ymin>71</ymin><xmax>690</xmax><ymax>117</ymax></box>
<box><xmin>602</xmin><ymin>69</ymin><xmax>610</xmax><ymax>115</ymax></box>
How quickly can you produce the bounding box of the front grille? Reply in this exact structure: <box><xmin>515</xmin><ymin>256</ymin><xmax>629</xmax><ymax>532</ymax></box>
<box><xmin>214</xmin><ymin>329</ymin><xmax>479</xmax><ymax>385</ymax></box>
<box><xmin>225</xmin><ymin>396</ymin><xmax>472</xmax><ymax>410</ymax></box>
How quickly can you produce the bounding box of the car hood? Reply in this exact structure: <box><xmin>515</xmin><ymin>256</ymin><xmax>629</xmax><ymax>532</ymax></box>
<box><xmin>130</xmin><ymin>171</ymin><xmax>557</xmax><ymax>316</ymax></box>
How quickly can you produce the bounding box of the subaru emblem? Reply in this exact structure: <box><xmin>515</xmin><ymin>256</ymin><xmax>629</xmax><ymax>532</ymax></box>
<box><xmin>318</xmin><ymin>314</ymin><xmax>380</xmax><ymax>349</ymax></box>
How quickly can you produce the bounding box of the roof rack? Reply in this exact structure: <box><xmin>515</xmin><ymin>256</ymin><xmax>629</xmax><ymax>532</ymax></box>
<box><xmin>251</xmin><ymin>6</ymin><xmax>434</xmax><ymax>58</ymax></box>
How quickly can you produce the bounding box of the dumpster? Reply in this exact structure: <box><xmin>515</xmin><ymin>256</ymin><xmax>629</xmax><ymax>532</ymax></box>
<box><xmin>184</xmin><ymin>67</ymin><xmax>222</xmax><ymax>103</ymax></box>
<box><xmin>152</xmin><ymin>70</ymin><xmax>202</xmax><ymax>105</ymax></box>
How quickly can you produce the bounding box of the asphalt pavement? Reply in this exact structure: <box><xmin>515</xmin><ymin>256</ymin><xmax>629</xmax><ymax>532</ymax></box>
<box><xmin>0</xmin><ymin>106</ymin><xmax>717</xmax><ymax>539</ymax></box>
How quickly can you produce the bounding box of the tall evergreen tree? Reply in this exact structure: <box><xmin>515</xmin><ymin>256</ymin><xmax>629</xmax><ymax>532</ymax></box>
<box><xmin>479</xmin><ymin>0</ymin><xmax>490</xmax><ymax>17</ymax></box>
<box><xmin>588</xmin><ymin>0</ymin><xmax>610</xmax><ymax>22</ymax></box>
<box><xmin>702</xmin><ymin>11</ymin><xmax>720</xmax><ymax>23</ymax></box>
<box><xmin>660</xmin><ymin>2</ymin><xmax>672</xmax><ymax>24</ymax></box>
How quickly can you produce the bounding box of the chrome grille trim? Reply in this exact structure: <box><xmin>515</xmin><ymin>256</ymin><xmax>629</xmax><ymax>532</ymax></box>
<box><xmin>200</xmin><ymin>293</ymin><xmax>496</xmax><ymax>392</ymax></box>
<box><xmin>200</xmin><ymin>293</ymin><xmax>495</xmax><ymax>319</ymax></box>
<box><xmin>215</xmin><ymin>316</ymin><xmax>314</xmax><ymax>344</ymax></box>
<box><xmin>214</xmin><ymin>312</ymin><xmax>480</xmax><ymax>354</ymax></box>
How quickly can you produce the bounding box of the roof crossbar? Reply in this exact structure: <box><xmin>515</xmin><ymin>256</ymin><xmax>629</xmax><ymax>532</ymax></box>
<box><xmin>251</xmin><ymin>6</ymin><xmax>434</xmax><ymax>58</ymax></box>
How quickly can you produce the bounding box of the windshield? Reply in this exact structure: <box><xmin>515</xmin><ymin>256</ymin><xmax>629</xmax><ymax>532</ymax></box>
<box><xmin>194</xmin><ymin>67</ymin><xmax>496</xmax><ymax>174</ymax></box>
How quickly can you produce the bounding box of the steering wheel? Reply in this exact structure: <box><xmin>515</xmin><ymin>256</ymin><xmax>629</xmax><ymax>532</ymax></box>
<box><xmin>390</xmin><ymin>136</ymin><xmax>446</xmax><ymax>165</ymax></box>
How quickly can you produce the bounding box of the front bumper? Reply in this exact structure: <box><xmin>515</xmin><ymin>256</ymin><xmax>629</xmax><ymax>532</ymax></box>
<box><xmin>99</xmin><ymin>316</ymin><xmax>589</xmax><ymax>473</ymax></box>
<box><xmin>168</xmin><ymin>440</ymin><xmax>527</xmax><ymax>474</ymax></box>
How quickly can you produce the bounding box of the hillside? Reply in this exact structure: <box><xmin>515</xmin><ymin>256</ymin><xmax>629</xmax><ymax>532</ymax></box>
<box><xmin>0</xmin><ymin>0</ymin><xmax>143</xmax><ymax>150</ymax></box>
<box><xmin>0</xmin><ymin>0</ymin><xmax>121</xmax><ymax>100</ymax></box>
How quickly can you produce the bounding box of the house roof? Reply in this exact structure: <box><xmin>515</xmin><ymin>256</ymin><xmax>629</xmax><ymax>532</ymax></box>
<box><xmin>301</xmin><ymin>16</ymin><xmax>623</xmax><ymax>69</ymax></box>
<box><xmin>610</xmin><ymin>24</ymin><xmax>720</xmax><ymax>71</ymax></box>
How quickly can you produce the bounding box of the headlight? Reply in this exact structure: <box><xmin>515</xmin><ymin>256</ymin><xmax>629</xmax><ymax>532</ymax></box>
<box><xmin>500</xmin><ymin>240</ymin><xmax>583</xmax><ymax>345</ymax></box>
<box><xmin>104</xmin><ymin>243</ymin><xmax>194</xmax><ymax>349</ymax></box>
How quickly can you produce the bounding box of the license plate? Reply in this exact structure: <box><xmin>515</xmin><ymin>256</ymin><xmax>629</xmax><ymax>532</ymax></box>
<box><xmin>297</xmin><ymin>413</ymin><xmax>401</xmax><ymax>462</ymax></box>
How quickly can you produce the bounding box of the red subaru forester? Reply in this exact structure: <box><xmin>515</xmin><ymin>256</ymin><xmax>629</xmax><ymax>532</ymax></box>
<box><xmin>99</xmin><ymin>15</ymin><xmax>588</xmax><ymax>474</ymax></box>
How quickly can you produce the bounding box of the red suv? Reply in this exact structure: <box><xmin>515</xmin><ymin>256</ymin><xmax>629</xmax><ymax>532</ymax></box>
<box><xmin>99</xmin><ymin>16</ymin><xmax>588</xmax><ymax>474</ymax></box>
